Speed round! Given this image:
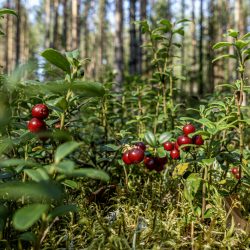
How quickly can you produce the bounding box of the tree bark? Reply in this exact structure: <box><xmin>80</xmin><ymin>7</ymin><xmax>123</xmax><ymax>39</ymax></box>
<box><xmin>198</xmin><ymin>0</ymin><xmax>204</xmax><ymax>96</ymax></box>
<box><xmin>15</xmin><ymin>0</ymin><xmax>21</xmax><ymax>66</ymax></box>
<box><xmin>129</xmin><ymin>0</ymin><xmax>137</xmax><ymax>75</ymax></box>
<box><xmin>62</xmin><ymin>0</ymin><xmax>68</xmax><ymax>51</ymax></box>
<box><xmin>83</xmin><ymin>0</ymin><xmax>90</xmax><ymax>59</ymax></box>
<box><xmin>45</xmin><ymin>0</ymin><xmax>50</xmax><ymax>48</ymax></box>
<box><xmin>72</xmin><ymin>0</ymin><xmax>78</xmax><ymax>50</ymax></box>
<box><xmin>190</xmin><ymin>0</ymin><xmax>196</xmax><ymax>94</ymax></box>
<box><xmin>114</xmin><ymin>0</ymin><xmax>124</xmax><ymax>90</ymax></box>
<box><xmin>52</xmin><ymin>0</ymin><xmax>60</xmax><ymax>49</ymax></box>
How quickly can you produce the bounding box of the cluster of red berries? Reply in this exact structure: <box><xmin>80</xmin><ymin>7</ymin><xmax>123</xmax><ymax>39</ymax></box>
<box><xmin>122</xmin><ymin>142</ymin><xmax>146</xmax><ymax>165</ymax></box>
<box><xmin>231</xmin><ymin>167</ymin><xmax>241</xmax><ymax>180</ymax></box>
<box><xmin>122</xmin><ymin>142</ymin><xmax>167</xmax><ymax>172</ymax></box>
<box><xmin>163</xmin><ymin>124</ymin><xmax>204</xmax><ymax>160</ymax></box>
<box><xmin>27</xmin><ymin>104</ymin><xmax>49</xmax><ymax>133</ymax></box>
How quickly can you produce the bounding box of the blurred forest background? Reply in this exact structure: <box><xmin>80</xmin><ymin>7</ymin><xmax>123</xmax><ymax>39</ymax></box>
<box><xmin>1</xmin><ymin>0</ymin><xmax>250</xmax><ymax>95</ymax></box>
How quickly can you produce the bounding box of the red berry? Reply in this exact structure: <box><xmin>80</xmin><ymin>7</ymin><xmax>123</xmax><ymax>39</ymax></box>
<box><xmin>128</xmin><ymin>148</ymin><xmax>144</xmax><ymax>164</ymax></box>
<box><xmin>177</xmin><ymin>135</ymin><xmax>192</xmax><ymax>151</ymax></box>
<box><xmin>28</xmin><ymin>118</ymin><xmax>46</xmax><ymax>133</ymax></box>
<box><xmin>170</xmin><ymin>149</ymin><xmax>180</xmax><ymax>159</ymax></box>
<box><xmin>144</xmin><ymin>157</ymin><xmax>156</xmax><ymax>170</ymax></box>
<box><xmin>135</xmin><ymin>142</ymin><xmax>146</xmax><ymax>151</ymax></box>
<box><xmin>235</xmin><ymin>173</ymin><xmax>241</xmax><ymax>180</ymax></box>
<box><xmin>163</xmin><ymin>141</ymin><xmax>174</xmax><ymax>151</ymax></box>
<box><xmin>31</xmin><ymin>104</ymin><xmax>49</xmax><ymax>120</ymax></box>
<box><xmin>183</xmin><ymin>123</ymin><xmax>196</xmax><ymax>135</ymax></box>
<box><xmin>231</xmin><ymin>167</ymin><xmax>239</xmax><ymax>175</ymax></box>
<box><xmin>193</xmin><ymin>135</ymin><xmax>204</xmax><ymax>145</ymax></box>
<box><xmin>174</xmin><ymin>142</ymin><xmax>179</xmax><ymax>150</ymax></box>
<box><xmin>122</xmin><ymin>150</ymin><xmax>133</xmax><ymax>165</ymax></box>
<box><xmin>154</xmin><ymin>157</ymin><xmax>166</xmax><ymax>172</ymax></box>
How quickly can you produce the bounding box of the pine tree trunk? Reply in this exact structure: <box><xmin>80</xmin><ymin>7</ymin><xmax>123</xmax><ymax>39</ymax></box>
<box><xmin>45</xmin><ymin>0</ymin><xmax>50</xmax><ymax>48</ymax></box>
<box><xmin>129</xmin><ymin>0</ymin><xmax>137</xmax><ymax>75</ymax></box>
<box><xmin>72</xmin><ymin>0</ymin><xmax>78</xmax><ymax>50</ymax></box>
<box><xmin>62</xmin><ymin>0</ymin><xmax>68</xmax><ymax>51</ymax></box>
<box><xmin>180</xmin><ymin>0</ymin><xmax>185</xmax><ymax>91</ymax></box>
<box><xmin>83</xmin><ymin>0</ymin><xmax>90</xmax><ymax>58</ymax></box>
<box><xmin>53</xmin><ymin>0</ymin><xmax>60</xmax><ymax>49</ymax></box>
<box><xmin>198</xmin><ymin>0</ymin><xmax>204</xmax><ymax>96</ymax></box>
<box><xmin>190</xmin><ymin>0</ymin><xmax>196</xmax><ymax>94</ymax></box>
<box><xmin>15</xmin><ymin>0</ymin><xmax>21</xmax><ymax>66</ymax></box>
<box><xmin>138</xmin><ymin>0</ymin><xmax>147</xmax><ymax>75</ymax></box>
<box><xmin>114</xmin><ymin>0</ymin><xmax>124</xmax><ymax>91</ymax></box>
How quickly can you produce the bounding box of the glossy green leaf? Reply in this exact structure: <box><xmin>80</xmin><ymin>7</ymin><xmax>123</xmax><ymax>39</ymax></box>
<box><xmin>212</xmin><ymin>54</ymin><xmax>236</xmax><ymax>63</ymax></box>
<box><xmin>158</xmin><ymin>132</ymin><xmax>172</xmax><ymax>144</ymax></box>
<box><xmin>19</xmin><ymin>232</ymin><xmax>36</xmax><ymax>242</ymax></box>
<box><xmin>212</xmin><ymin>42</ymin><xmax>232</xmax><ymax>50</ymax></box>
<box><xmin>66</xmin><ymin>168</ymin><xmax>109</xmax><ymax>182</ymax></box>
<box><xmin>55</xmin><ymin>141</ymin><xmax>82</xmax><ymax>164</ymax></box>
<box><xmin>13</xmin><ymin>204</ymin><xmax>49</xmax><ymax>231</ymax></box>
<box><xmin>144</xmin><ymin>131</ymin><xmax>157</xmax><ymax>147</ymax></box>
<box><xmin>71</xmin><ymin>81</ymin><xmax>105</xmax><ymax>97</ymax></box>
<box><xmin>48</xmin><ymin>204</ymin><xmax>78</xmax><ymax>220</ymax></box>
<box><xmin>0</xmin><ymin>9</ymin><xmax>17</xmax><ymax>17</ymax></box>
<box><xmin>41</xmin><ymin>48</ymin><xmax>71</xmax><ymax>74</ymax></box>
<box><xmin>0</xmin><ymin>181</ymin><xmax>63</xmax><ymax>201</ymax></box>
<box><xmin>227</xmin><ymin>29</ymin><xmax>239</xmax><ymax>38</ymax></box>
<box><xmin>184</xmin><ymin>173</ymin><xmax>202</xmax><ymax>201</ymax></box>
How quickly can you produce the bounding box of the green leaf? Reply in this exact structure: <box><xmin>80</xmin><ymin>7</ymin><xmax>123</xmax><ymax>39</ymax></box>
<box><xmin>212</xmin><ymin>42</ymin><xmax>232</xmax><ymax>50</ymax></box>
<box><xmin>234</xmin><ymin>40</ymin><xmax>249</xmax><ymax>49</ymax></box>
<box><xmin>0</xmin><ymin>181</ymin><xmax>63</xmax><ymax>201</ymax></box>
<box><xmin>71</xmin><ymin>81</ymin><xmax>105</xmax><ymax>97</ymax></box>
<box><xmin>24</xmin><ymin>169</ymin><xmax>49</xmax><ymax>182</ymax></box>
<box><xmin>241</xmin><ymin>32</ymin><xmax>250</xmax><ymax>40</ymax></box>
<box><xmin>158</xmin><ymin>132</ymin><xmax>172</xmax><ymax>144</ymax></box>
<box><xmin>227</xmin><ymin>29</ymin><xmax>239</xmax><ymax>38</ymax></box>
<box><xmin>13</xmin><ymin>204</ymin><xmax>49</xmax><ymax>231</ymax></box>
<box><xmin>157</xmin><ymin>147</ymin><xmax>167</xmax><ymax>158</ymax></box>
<box><xmin>173</xmin><ymin>163</ymin><xmax>189</xmax><ymax>178</ymax></box>
<box><xmin>66</xmin><ymin>168</ymin><xmax>110</xmax><ymax>182</ymax></box>
<box><xmin>0</xmin><ymin>9</ymin><xmax>17</xmax><ymax>17</ymax></box>
<box><xmin>173</xmin><ymin>27</ymin><xmax>184</xmax><ymax>36</ymax></box>
<box><xmin>159</xmin><ymin>19</ymin><xmax>172</xmax><ymax>31</ymax></box>
<box><xmin>41</xmin><ymin>48</ymin><xmax>71</xmax><ymax>74</ymax></box>
<box><xmin>184</xmin><ymin>173</ymin><xmax>202</xmax><ymax>201</ymax></box>
<box><xmin>48</xmin><ymin>205</ymin><xmax>78</xmax><ymax>220</ymax></box>
<box><xmin>55</xmin><ymin>141</ymin><xmax>82</xmax><ymax>164</ymax></box>
<box><xmin>62</xmin><ymin>179</ymin><xmax>78</xmax><ymax>189</ymax></box>
<box><xmin>176</xmin><ymin>18</ymin><xmax>191</xmax><ymax>24</ymax></box>
<box><xmin>144</xmin><ymin>131</ymin><xmax>157</xmax><ymax>147</ymax></box>
<box><xmin>212</xmin><ymin>54</ymin><xmax>236</xmax><ymax>63</ymax></box>
<box><xmin>19</xmin><ymin>232</ymin><xmax>36</xmax><ymax>242</ymax></box>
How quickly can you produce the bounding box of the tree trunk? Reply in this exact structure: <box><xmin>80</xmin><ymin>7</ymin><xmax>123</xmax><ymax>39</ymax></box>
<box><xmin>77</xmin><ymin>0</ymin><xmax>81</xmax><ymax>48</ymax></box>
<box><xmin>53</xmin><ymin>0</ymin><xmax>60</xmax><ymax>49</ymax></box>
<box><xmin>72</xmin><ymin>0</ymin><xmax>78</xmax><ymax>50</ymax></box>
<box><xmin>15</xmin><ymin>0</ymin><xmax>21</xmax><ymax>66</ymax></box>
<box><xmin>83</xmin><ymin>0</ymin><xmax>90</xmax><ymax>59</ymax></box>
<box><xmin>129</xmin><ymin>0</ymin><xmax>137</xmax><ymax>75</ymax></box>
<box><xmin>62</xmin><ymin>0</ymin><xmax>68</xmax><ymax>51</ymax></box>
<box><xmin>235</xmin><ymin>0</ymin><xmax>245</xmax><ymax>35</ymax></box>
<box><xmin>138</xmin><ymin>0</ymin><xmax>147</xmax><ymax>75</ymax></box>
<box><xmin>198</xmin><ymin>0</ymin><xmax>204</xmax><ymax>96</ymax></box>
<box><xmin>180</xmin><ymin>0</ymin><xmax>185</xmax><ymax>91</ymax></box>
<box><xmin>114</xmin><ymin>0</ymin><xmax>124</xmax><ymax>91</ymax></box>
<box><xmin>207</xmin><ymin>0</ymin><xmax>215</xmax><ymax>93</ymax></box>
<box><xmin>190</xmin><ymin>0</ymin><xmax>196</xmax><ymax>94</ymax></box>
<box><xmin>45</xmin><ymin>0</ymin><xmax>50</xmax><ymax>48</ymax></box>
<box><xmin>97</xmin><ymin>0</ymin><xmax>106</xmax><ymax>71</ymax></box>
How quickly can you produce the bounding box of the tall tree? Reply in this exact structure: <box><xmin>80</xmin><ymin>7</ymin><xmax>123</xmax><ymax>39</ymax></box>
<box><xmin>207</xmin><ymin>0</ymin><xmax>216</xmax><ymax>93</ymax></box>
<box><xmin>52</xmin><ymin>0</ymin><xmax>60</xmax><ymax>49</ymax></box>
<box><xmin>114</xmin><ymin>0</ymin><xmax>124</xmax><ymax>90</ymax></box>
<box><xmin>189</xmin><ymin>0</ymin><xmax>196</xmax><ymax>94</ymax></box>
<box><xmin>15</xmin><ymin>0</ymin><xmax>21</xmax><ymax>66</ymax></box>
<box><xmin>97</xmin><ymin>0</ymin><xmax>107</xmax><ymax>71</ymax></box>
<box><xmin>72</xmin><ymin>0</ymin><xmax>78</xmax><ymax>49</ymax></box>
<box><xmin>235</xmin><ymin>0</ymin><xmax>245</xmax><ymax>35</ymax></box>
<box><xmin>129</xmin><ymin>0</ymin><xmax>137</xmax><ymax>75</ymax></box>
<box><xmin>198</xmin><ymin>0</ymin><xmax>204</xmax><ymax>96</ymax></box>
<box><xmin>62</xmin><ymin>0</ymin><xmax>68</xmax><ymax>50</ymax></box>
<box><xmin>83</xmin><ymin>0</ymin><xmax>90</xmax><ymax>58</ymax></box>
<box><xmin>5</xmin><ymin>0</ymin><xmax>13</xmax><ymax>73</ymax></box>
<box><xmin>180</xmin><ymin>0</ymin><xmax>185</xmax><ymax>91</ymax></box>
<box><xmin>45</xmin><ymin>0</ymin><xmax>50</xmax><ymax>48</ymax></box>
<box><xmin>138</xmin><ymin>0</ymin><xmax>147</xmax><ymax>74</ymax></box>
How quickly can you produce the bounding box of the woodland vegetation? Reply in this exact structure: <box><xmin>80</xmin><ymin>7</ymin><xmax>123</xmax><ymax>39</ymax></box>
<box><xmin>0</xmin><ymin>0</ymin><xmax>250</xmax><ymax>249</ymax></box>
